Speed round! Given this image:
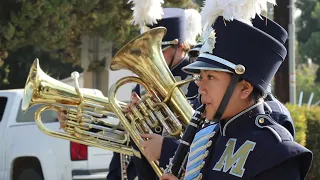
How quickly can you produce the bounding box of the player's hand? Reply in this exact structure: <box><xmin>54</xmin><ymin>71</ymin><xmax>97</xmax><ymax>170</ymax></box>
<box><xmin>123</xmin><ymin>92</ymin><xmax>141</xmax><ymax>112</ymax></box>
<box><xmin>160</xmin><ymin>173</ymin><xmax>179</xmax><ymax>180</ymax></box>
<box><xmin>140</xmin><ymin>133</ymin><xmax>164</xmax><ymax>161</ymax></box>
<box><xmin>57</xmin><ymin>109</ymin><xmax>67</xmax><ymax>130</ymax></box>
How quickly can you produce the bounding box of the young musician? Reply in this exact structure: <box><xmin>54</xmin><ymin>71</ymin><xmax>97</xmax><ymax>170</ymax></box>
<box><xmin>161</xmin><ymin>0</ymin><xmax>312</xmax><ymax>179</ymax></box>
<box><xmin>110</xmin><ymin>7</ymin><xmax>202</xmax><ymax>180</ymax></box>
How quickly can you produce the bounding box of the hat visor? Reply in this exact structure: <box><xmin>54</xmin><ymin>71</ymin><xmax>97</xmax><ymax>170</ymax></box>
<box><xmin>182</xmin><ymin>60</ymin><xmax>232</xmax><ymax>74</ymax></box>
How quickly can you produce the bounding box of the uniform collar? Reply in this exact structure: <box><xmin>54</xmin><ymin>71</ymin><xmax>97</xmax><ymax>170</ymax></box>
<box><xmin>220</xmin><ymin>101</ymin><xmax>265</xmax><ymax>136</ymax></box>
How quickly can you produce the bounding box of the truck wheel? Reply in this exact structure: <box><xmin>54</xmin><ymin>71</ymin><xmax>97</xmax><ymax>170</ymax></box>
<box><xmin>17</xmin><ymin>168</ymin><xmax>43</xmax><ymax>180</ymax></box>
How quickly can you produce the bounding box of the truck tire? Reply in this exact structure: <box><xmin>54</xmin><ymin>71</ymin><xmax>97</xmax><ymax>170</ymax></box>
<box><xmin>17</xmin><ymin>168</ymin><xmax>43</xmax><ymax>180</ymax></box>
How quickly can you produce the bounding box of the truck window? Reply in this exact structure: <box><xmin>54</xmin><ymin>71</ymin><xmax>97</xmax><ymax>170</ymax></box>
<box><xmin>0</xmin><ymin>97</ymin><xmax>8</xmax><ymax>122</ymax></box>
<box><xmin>16</xmin><ymin>102</ymin><xmax>57</xmax><ymax>123</ymax></box>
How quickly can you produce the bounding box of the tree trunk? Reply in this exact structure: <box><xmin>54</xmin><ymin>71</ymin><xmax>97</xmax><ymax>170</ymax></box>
<box><xmin>274</xmin><ymin>0</ymin><xmax>290</xmax><ymax>103</ymax></box>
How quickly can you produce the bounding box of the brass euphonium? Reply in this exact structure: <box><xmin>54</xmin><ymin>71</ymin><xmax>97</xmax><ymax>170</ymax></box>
<box><xmin>109</xmin><ymin>27</ymin><xmax>195</xmax><ymax>177</ymax></box>
<box><xmin>22</xmin><ymin>59</ymin><xmax>141</xmax><ymax>157</ymax></box>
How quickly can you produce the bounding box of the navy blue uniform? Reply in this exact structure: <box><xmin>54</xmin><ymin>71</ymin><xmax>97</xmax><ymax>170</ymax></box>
<box><xmin>106</xmin><ymin>94</ymin><xmax>296</xmax><ymax>180</ymax></box>
<box><xmin>106</xmin><ymin>152</ymin><xmax>137</xmax><ymax>180</ymax></box>
<box><xmin>184</xmin><ymin>102</ymin><xmax>312</xmax><ymax>180</ymax></box>
<box><xmin>264</xmin><ymin>93</ymin><xmax>296</xmax><ymax>139</ymax></box>
<box><xmin>158</xmin><ymin>97</ymin><xmax>297</xmax><ymax>180</ymax></box>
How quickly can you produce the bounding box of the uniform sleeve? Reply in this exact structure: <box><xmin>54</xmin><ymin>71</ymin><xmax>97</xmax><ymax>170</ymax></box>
<box><xmin>185</xmin><ymin>82</ymin><xmax>199</xmax><ymax>100</ymax></box>
<box><xmin>265</xmin><ymin>100</ymin><xmax>296</xmax><ymax>138</ymax></box>
<box><xmin>132</xmin><ymin>84</ymin><xmax>141</xmax><ymax>97</ymax></box>
<box><xmin>106</xmin><ymin>152</ymin><xmax>122</xmax><ymax>180</ymax></box>
<box><xmin>189</xmin><ymin>95</ymin><xmax>201</xmax><ymax>109</ymax></box>
<box><xmin>253</xmin><ymin>158</ymin><xmax>300</xmax><ymax>180</ymax></box>
<box><xmin>159</xmin><ymin>137</ymin><xmax>179</xmax><ymax>168</ymax></box>
<box><xmin>132</xmin><ymin>155</ymin><xmax>157</xmax><ymax>180</ymax></box>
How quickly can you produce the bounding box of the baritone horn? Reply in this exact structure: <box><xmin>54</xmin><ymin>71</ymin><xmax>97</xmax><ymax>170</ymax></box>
<box><xmin>21</xmin><ymin>59</ymin><xmax>141</xmax><ymax>157</ymax></box>
<box><xmin>109</xmin><ymin>27</ymin><xmax>195</xmax><ymax>177</ymax></box>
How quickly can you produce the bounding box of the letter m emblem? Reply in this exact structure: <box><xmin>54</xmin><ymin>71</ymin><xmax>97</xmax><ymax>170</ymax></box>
<box><xmin>212</xmin><ymin>138</ymin><xmax>256</xmax><ymax>177</ymax></box>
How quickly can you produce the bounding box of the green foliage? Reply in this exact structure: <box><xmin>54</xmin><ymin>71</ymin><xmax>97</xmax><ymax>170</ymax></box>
<box><xmin>296</xmin><ymin>0</ymin><xmax>319</xmax><ymax>43</ymax></box>
<box><xmin>304</xmin><ymin>107</ymin><xmax>320</xmax><ymax>180</ymax></box>
<box><xmin>0</xmin><ymin>0</ymin><xmax>199</xmax><ymax>64</ymax></box>
<box><xmin>0</xmin><ymin>0</ymin><xmax>141</xmax><ymax>64</ymax></box>
<box><xmin>0</xmin><ymin>64</ymin><xmax>10</xmax><ymax>86</ymax></box>
<box><xmin>194</xmin><ymin>0</ymin><xmax>204</xmax><ymax>6</ymax></box>
<box><xmin>285</xmin><ymin>104</ymin><xmax>320</xmax><ymax>180</ymax></box>
<box><xmin>0</xmin><ymin>0</ymin><xmax>199</xmax><ymax>86</ymax></box>
<box><xmin>295</xmin><ymin>62</ymin><xmax>320</xmax><ymax>103</ymax></box>
<box><xmin>0</xmin><ymin>46</ymin><xmax>82</xmax><ymax>89</ymax></box>
<box><xmin>300</xmin><ymin>32</ymin><xmax>320</xmax><ymax>64</ymax></box>
<box><xmin>296</xmin><ymin>0</ymin><xmax>320</xmax><ymax>73</ymax></box>
<box><xmin>164</xmin><ymin>0</ymin><xmax>198</xmax><ymax>9</ymax></box>
<box><xmin>285</xmin><ymin>104</ymin><xmax>307</xmax><ymax>146</ymax></box>
<box><xmin>311</xmin><ymin>2</ymin><xmax>320</xmax><ymax>19</ymax></box>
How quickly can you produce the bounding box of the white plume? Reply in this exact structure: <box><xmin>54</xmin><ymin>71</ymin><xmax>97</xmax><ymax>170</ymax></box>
<box><xmin>128</xmin><ymin>0</ymin><xmax>164</xmax><ymax>28</ymax></box>
<box><xmin>184</xmin><ymin>9</ymin><xmax>202</xmax><ymax>45</ymax></box>
<box><xmin>200</xmin><ymin>0</ymin><xmax>276</xmax><ymax>32</ymax></box>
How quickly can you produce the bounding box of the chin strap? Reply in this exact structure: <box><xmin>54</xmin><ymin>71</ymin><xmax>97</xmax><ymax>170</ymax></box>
<box><xmin>212</xmin><ymin>64</ymin><xmax>246</xmax><ymax>121</ymax></box>
<box><xmin>213</xmin><ymin>74</ymin><xmax>241</xmax><ymax>121</ymax></box>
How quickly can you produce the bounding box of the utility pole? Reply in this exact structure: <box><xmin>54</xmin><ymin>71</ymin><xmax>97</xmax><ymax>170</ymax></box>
<box><xmin>80</xmin><ymin>35</ymin><xmax>112</xmax><ymax>96</ymax></box>
<box><xmin>288</xmin><ymin>0</ymin><xmax>296</xmax><ymax>104</ymax></box>
<box><xmin>80</xmin><ymin>36</ymin><xmax>133</xmax><ymax>102</ymax></box>
<box><xmin>274</xmin><ymin>0</ymin><xmax>291</xmax><ymax>103</ymax></box>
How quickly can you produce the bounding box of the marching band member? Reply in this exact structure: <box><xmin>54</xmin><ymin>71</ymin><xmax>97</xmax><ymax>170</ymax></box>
<box><xmin>58</xmin><ymin>4</ymin><xmax>202</xmax><ymax>180</ymax></box>
<box><xmin>128</xmin><ymin>7</ymin><xmax>202</xmax><ymax>180</ymax></box>
<box><xmin>108</xmin><ymin>2</ymin><xmax>202</xmax><ymax>179</ymax></box>
<box><xmin>161</xmin><ymin>0</ymin><xmax>312</xmax><ymax>179</ymax></box>
<box><xmin>252</xmin><ymin>15</ymin><xmax>296</xmax><ymax>138</ymax></box>
<box><xmin>186</xmin><ymin>15</ymin><xmax>297</xmax><ymax>139</ymax></box>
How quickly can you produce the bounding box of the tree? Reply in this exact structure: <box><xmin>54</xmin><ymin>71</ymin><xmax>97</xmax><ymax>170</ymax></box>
<box><xmin>0</xmin><ymin>0</ymin><xmax>139</xmax><ymax>64</ymax></box>
<box><xmin>0</xmin><ymin>45</ymin><xmax>82</xmax><ymax>89</ymax></box>
<box><xmin>296</xmin><ymin>0</ymin><xmax>319</xmax><ymax>43</ymax></box>
<box><xmin>299</xmin><ymin>1</ymin><xmax>320</xmax><ymax>63</ymax></box>
<box><xmin>194</xmin><ymin>0</ymin><xmax>204</xmax><ymax>6</ymax></box>
<box><xmin>273</xmin><ymin>0</ymin><xmax>290</xmax><ymax>103</ymax></box>
<box><xmin>295</xmin><ymin>62</ymin><xmax>320</xmax><ymax>105</ymax></box>
<box><xmin>0</xmin><ymin>0</ymin><xmax>196</xmax><ymax>87</ymax></box>
<box><xmin>296</xmin><ymin>0</ymin><xmax>320</xmax><ymax>80</ymax></box>
<box><xmin>164</xmin><ymin>0</ymin><xmax>198</xmax><ymax>8</ymax></box>
<box><xmin>0</xmin><ymin>0</ymin><xmax>196</xmax><ymax>64</ymax></box>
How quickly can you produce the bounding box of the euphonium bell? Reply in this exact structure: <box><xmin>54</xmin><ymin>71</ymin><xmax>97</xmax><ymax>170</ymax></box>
<box><xmin>22</xmin><ymin>59</ymin><xmax>141</xmax><ymax>157</ymax></box>
<box><xmin>109</xmin><ymin>27</ymin><xmax>195</xmax><ymax>177</ymax></box>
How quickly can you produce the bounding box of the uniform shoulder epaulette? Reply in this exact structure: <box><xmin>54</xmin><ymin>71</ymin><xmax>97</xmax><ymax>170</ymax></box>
<box><xmin>254</xmin><ymin>114</ymin><xmax>294</xmax><ymax>142</ymax></box>
<box><xmin>253</xmin><ymin>114</ymin><xmax>312</xmax><ymax>179</ymax></box>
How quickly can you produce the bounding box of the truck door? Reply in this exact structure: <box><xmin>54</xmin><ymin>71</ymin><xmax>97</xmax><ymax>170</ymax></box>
<box><xmin>0</xmin><ymin>96</ymin><xmax>9</xmax><ymax>179</ymax></box>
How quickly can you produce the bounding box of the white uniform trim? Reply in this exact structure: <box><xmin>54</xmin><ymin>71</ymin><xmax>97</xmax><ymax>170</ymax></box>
<box><xmin>222</xmin><ymin>101</ymin><xmax>263</xmax><ymax>136</ymax></box>
<box><xmin>185</xmin><ymin>66</ymin><xmax>232</xmax><ymax>73</ymax></box>
<box><xmin>199</xmin><ymin>53</ymin><xmax>236</xmax><ymax>70</ymax></box>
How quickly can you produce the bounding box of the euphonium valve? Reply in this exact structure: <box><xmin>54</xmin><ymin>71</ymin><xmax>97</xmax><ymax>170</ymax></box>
<box><xmin>22</xmin><ymin>59</ymin><xmax>141</xmax><ymax>157</ymax></box>
<box><xmin>108</xmin><ymin>27</ymin><xmax>195</xmax><ymax>177</ymax></box>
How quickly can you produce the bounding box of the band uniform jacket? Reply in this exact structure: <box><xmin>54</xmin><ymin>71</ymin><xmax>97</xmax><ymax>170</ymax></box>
<box><xmin>105</xmin><ymin>96</ymin><xmax>296</xmax><ymax>180</ymax></box>
<box><xmin>184</xmin><ymin>102</ymin><xmax>312</xmax><ymax>180</ymax></box>
<box><xmin>128</xmin><ymin>94</ymin><xmax>298</xmax><ymax>179</ymax></box>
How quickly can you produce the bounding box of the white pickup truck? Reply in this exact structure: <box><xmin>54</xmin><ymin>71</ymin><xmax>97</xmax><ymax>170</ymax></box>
<box><xmin>0</xmin><ymin>89</ymin><xmax>114</xmax><ymax>180</ymax></box>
